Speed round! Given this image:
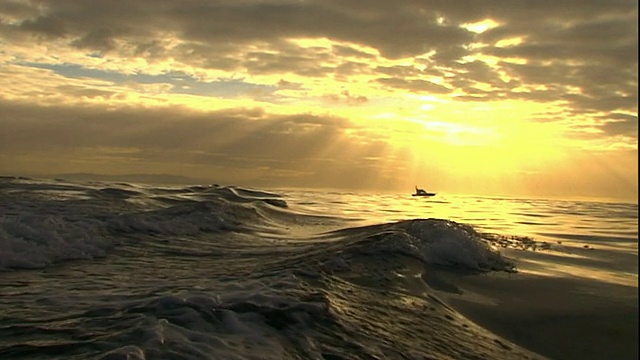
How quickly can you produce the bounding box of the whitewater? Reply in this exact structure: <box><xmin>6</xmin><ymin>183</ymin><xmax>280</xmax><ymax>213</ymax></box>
<box><xmin>0</xmin><ymin>176</ymin><xmax>637</xmax><ymax>359</ymax></box>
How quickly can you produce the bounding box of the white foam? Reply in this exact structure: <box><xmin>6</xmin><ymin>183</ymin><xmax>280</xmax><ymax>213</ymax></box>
<box><xmin>0</xmin><ymin>214</ymin><xmax>112</xmax><ymax>269</ymax></box>
<box><xmin>411</xmin><ymin>219</ymin><xmax>513</xmax><ymax>271</ymax></box>
<box><xmin>369</xmin><ymin>219</ymin><xmax>516</xmax><ymax>272</ymax></box>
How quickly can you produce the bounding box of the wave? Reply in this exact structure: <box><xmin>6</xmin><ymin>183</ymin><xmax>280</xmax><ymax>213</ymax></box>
<box><xmin>0</xmin><ymin>178</ymin><xmax>518</xmax><ymax>274</ymax></box>
<box><xmin>0</xmin><ymin>177</ymin><xmax>572</xmax><ymax>359</ymax></box>
<box><xmin>0</xmin><ymin>178</ymin><xmax>300</xmax><ymax>269</ymax></box>
<box><xmin>320</xmin><ymin>219</ymin><xmax>517</xmax><ymax>272</ymax></box>
<box><xmin>0</xmin><ymin>286</ymin><xmax>540</xmax><ymax>360</ymax></box>
<box><xmin>1</xmin><ymin>177</ymin><xmax>636</xmax><ymax>360</ymax></box>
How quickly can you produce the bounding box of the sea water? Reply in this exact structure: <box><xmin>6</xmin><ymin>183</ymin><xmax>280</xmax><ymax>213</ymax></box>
<box><xmin>0</xmin><ymin>176</ymin><xmax>637</xmax><ymax>359</ymax></box>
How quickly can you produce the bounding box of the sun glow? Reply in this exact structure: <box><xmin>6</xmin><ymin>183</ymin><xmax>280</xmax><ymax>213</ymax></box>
<box><xmin>496</xmin><ymin>37</ymin><xmax>525</xmax><ymax>48</ymax></box>
<box><xmin>461</xmin><ymin>19</ymin><xmax>500</xmax><ymax>34</ymax></box>
<box><xmin>0</xmin><ymin>1</ymin><xmax>636</xmax><ymax>201</ymax></box>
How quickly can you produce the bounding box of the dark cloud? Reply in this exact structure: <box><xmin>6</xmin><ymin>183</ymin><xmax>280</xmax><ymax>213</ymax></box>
<box><xmin>0</xmin><ymin>100</ymin><xmax>398</xmax><ymax>188</ymax></box>
<box><xmin>242</xmin><ymin>45</ymin><xmax>335</xmax><ymax>76</ymax></box>
<box><xmin>5</xmin><ymin>0</ymin><xmax>470</xmax><ymax>59</ymax></box>
<box><xmin>599</xmin><ymin>113</ymin><xmax>639</xmax><ymax>137</ymax></box>
<box><xmin>3</xmin><ymin>1</ymin><xmax>636</xmax><ymax>112</ymax></box>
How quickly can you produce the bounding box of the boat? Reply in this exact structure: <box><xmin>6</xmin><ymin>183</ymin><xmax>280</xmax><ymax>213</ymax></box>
<box><xmin>413</xmin><ymin>186</ymin><xmax>436</xmax><ymax>197</ymax></box>
<box><xmin>412</xmin><ymin>192</ymin><xmax>436</xmax><ymax>197</ymax></box>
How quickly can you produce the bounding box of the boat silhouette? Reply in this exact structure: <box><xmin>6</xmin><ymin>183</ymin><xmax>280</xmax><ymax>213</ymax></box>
<box><xmin>413</xmin><ymin>186</ymin><xmax>436</xmax><ymax>197</ymax></box>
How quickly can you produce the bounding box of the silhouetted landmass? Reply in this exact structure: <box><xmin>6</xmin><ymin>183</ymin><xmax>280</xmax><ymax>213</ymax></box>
<box><xmin>52</xmin><ymin>173</ymin><xmax>211</xmax><ymax>185</ymax></box>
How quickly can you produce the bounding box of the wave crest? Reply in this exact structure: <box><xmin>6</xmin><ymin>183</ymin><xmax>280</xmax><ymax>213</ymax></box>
<box><xmin>332</xmin><ymin>219</ymin><xmax>516</xmax><ymax>273</ymax></box>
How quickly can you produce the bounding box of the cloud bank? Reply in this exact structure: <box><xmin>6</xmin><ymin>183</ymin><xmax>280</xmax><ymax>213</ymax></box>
<box><xmin>0</xmin><ymin>0</ymin><xmax>637</xmax><ymax>200</ymax></box>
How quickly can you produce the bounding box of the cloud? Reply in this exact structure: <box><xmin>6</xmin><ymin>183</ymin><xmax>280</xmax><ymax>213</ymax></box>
<box><xmin>2</xmin><ymin>1</ymin><xmax>635</xmax><ymax>108</ymax></box>
<box><xmin>0</xmin><ymin>99</ymin><xmax>403</xmax><ymax>188</ymax></box>
<box><xmin>376</xmin><ymin>78</ymin><xmax>451</xmax><ymax>94</ymax></box>
<box><xmin>600</xmin><ymin>113</ymin><xmax>639</xmax><ymax>138</ymax></box>
<box><xmin>0</xmin><ymin>0</ymin><xmax>637</xmax><ymax>198</ymax></box>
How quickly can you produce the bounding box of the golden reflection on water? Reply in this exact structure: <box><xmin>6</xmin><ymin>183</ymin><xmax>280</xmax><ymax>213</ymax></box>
<box><xmin>518</xmin><ymin>259</ymin><xmax>638</xmax><ymax>288</ymax></box>
<box><xmin>502</xmin><ymin>247</ymin><xmax>638</xmax><ymax>288</ymax></box>
<box><xmin>286</xmin><ymin>191</ymin><xmax>636</xmax><ymax>242</ymax></box>
<box><xmin>282</xmin><ymin>189</ymin><xmax>638</xmax><ymax>288</ymax></box>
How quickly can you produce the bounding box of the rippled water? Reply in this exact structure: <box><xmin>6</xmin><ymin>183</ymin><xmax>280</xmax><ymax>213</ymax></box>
<box><xmin>0</xmin><ymin>177</ymin><xmax>637</xmax><ymax>359</ymax></box>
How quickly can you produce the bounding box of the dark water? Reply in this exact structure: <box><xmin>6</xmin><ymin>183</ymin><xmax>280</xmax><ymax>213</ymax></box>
<box><xmin>1</xmin><ymin>177</ymin><xmax>637</xmax><ymax>359</ymax></box>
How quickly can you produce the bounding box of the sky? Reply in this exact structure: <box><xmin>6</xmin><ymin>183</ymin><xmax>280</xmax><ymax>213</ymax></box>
<box><xmin>0</xmin><ymin>0</ymin><xmax>637</xmax><ymax>201</ymax></box>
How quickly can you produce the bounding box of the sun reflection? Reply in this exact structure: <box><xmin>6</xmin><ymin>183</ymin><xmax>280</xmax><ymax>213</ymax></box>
<box><xmin>517</xmin><ymin>257</ymin><xmax>638</xmax><ymax>288</ymax></box>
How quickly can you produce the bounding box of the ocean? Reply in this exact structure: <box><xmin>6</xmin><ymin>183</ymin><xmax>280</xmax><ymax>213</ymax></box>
<box><xmin>0</xmin><ymin>176</ymin><xmax>637</xmax><ymax>360</ymax></box>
